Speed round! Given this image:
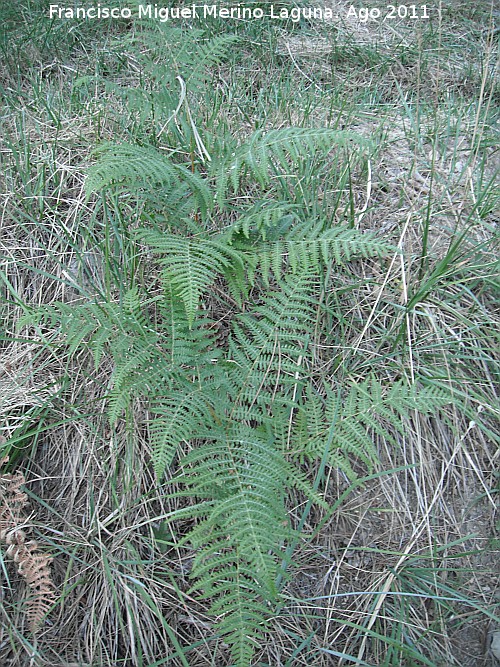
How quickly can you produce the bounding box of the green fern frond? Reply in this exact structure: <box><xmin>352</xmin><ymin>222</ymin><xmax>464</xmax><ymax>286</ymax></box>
<box><xmin>260</xmin><ymin>224</ymin><xmax>396</xmax><ymax>282</ymax></box>
<box><xmin>149</xmin><ymin>386</ymin><xmax>211</xmax><ymax>478</ymax></box>
<box><xmin>225</xmin><ymin>200</ymin><xmax>299</xmax><ymax>241</ymax></box>
<box><xmin>213</xmin><ymin>127</ymin><xmax>370</xmax><ymax>202</ymax></box>
<box><xmin>386</xmin><ymin>381</ymin><xmax>453</xmax><ymax>414</ymax></box>
<box><xmin>89</xmin><ymin>28</ymin><xmax>237</xmax><ymax>125</ymax></box>
<box><xmin>86</xmin><ymin>143</ymin><xmax>213</xmax><ymax>215</ymax></box>
<box><xmin>294</xmin><ymin>377</ymin><xmax>452</xmax><ymax>475</ymax></box>
<box><xmin>107</xmin><ymin>336</ymin><xmax>169</xmax><ymax>424</ymax></box>
<box><xmin>19</xmin><ymin>290</ymin><xmax>178</xmax><ymax>425</ymax></box>
<box><xmin>138</xmin><ymin>230</ymin><xmax>244</xmax><ymax>325</ymax></box>
<box><xmin>224</xmin><ymin>219</ymin><xmax>395</xmax><ymax>291</ymax></box>
<box><xmin>227</xmin><ymin>271</ymin><xmax>319</xmax><ymax>421</ymax></box>
<box><xmin>182</xmin><ymin>33</ymin><xmax>239</xmax><ymax>93</ymax></box>
<box><xmin>157</xmin><ymin>297</ymin><xmax>218</xmax><ymax>369</ymax></box>
<box><xmin>130</xmin><ymin>28</ymin><xmax>237</xmax><ymax>96</ymax></box>
<box><xmin>171</xmin><ymin>425</ymin><xmax>292</xmax><ymax>665</ymax></box>
<box><xmin>19</xmin><ymin>300</ymin><xmax>120</xmax><ymax>367</ymax></box>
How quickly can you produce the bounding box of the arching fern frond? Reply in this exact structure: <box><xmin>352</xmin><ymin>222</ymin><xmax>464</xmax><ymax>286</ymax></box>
<box><xmin>181</xmin><ymin>32</ymin><xmax>239</xmax><ymax>94</ymax></box>
<box><xmin>149</xmin><ymin>385</ymin><xmax>211</xmax><ymax>478</ymax></box>
<box><xmin>86</xmin><ymin>143</ymin><xmax>213</xmax><ymax>216</ymax></box>
<box><xmin>20</xmin><ymin>289</ymin><xmax>174</xmax><ymax>424</ymax></box>
<box><xmin>230</xmin><ymin>222</ymin><xmax>397</xmax><ymax>286</ymax></box>
<box><xmin>212</xmin><ymin>127</ymin><xmax>370</xmax><ymax>203</ymax></box>
<box><xmin>119</xmin><ymin>28</ymin><xmax>238</xmax><ymax>98</ymax></box>
<box><xmin>293</xmin><ymin>377</ymin><xmax>452</xmax><ymax>476</ymax></box>
<box><xmin>224</xmin><ymin>199</ymin><xmax>299</xmax><ymax>242</ymax></box>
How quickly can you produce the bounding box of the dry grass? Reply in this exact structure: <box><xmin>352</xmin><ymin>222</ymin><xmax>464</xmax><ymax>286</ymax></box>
<box><xmin>0</xmin><ymin>2</ymin><xmax>498</xmax><ymax>666</ymax></box>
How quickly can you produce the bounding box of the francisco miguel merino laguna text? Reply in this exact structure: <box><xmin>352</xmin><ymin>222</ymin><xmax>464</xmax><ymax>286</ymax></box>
<box><xmin>49</xmin><ymin>3</ymin><xmax>340</xmax><ymax>22</ymax></box>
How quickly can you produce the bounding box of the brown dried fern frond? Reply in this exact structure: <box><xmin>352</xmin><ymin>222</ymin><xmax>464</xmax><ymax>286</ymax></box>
<box><xmin>0</xmin><ymin>456</ymin><xmax>56</xmax><ymax>632</ymax></box>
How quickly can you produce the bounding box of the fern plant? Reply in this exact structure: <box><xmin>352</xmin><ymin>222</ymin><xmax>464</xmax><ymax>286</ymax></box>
<box><xmin>20</xmin><ymin>27</ymin><xmax>456</xmax><ymax>666</ymax></box>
